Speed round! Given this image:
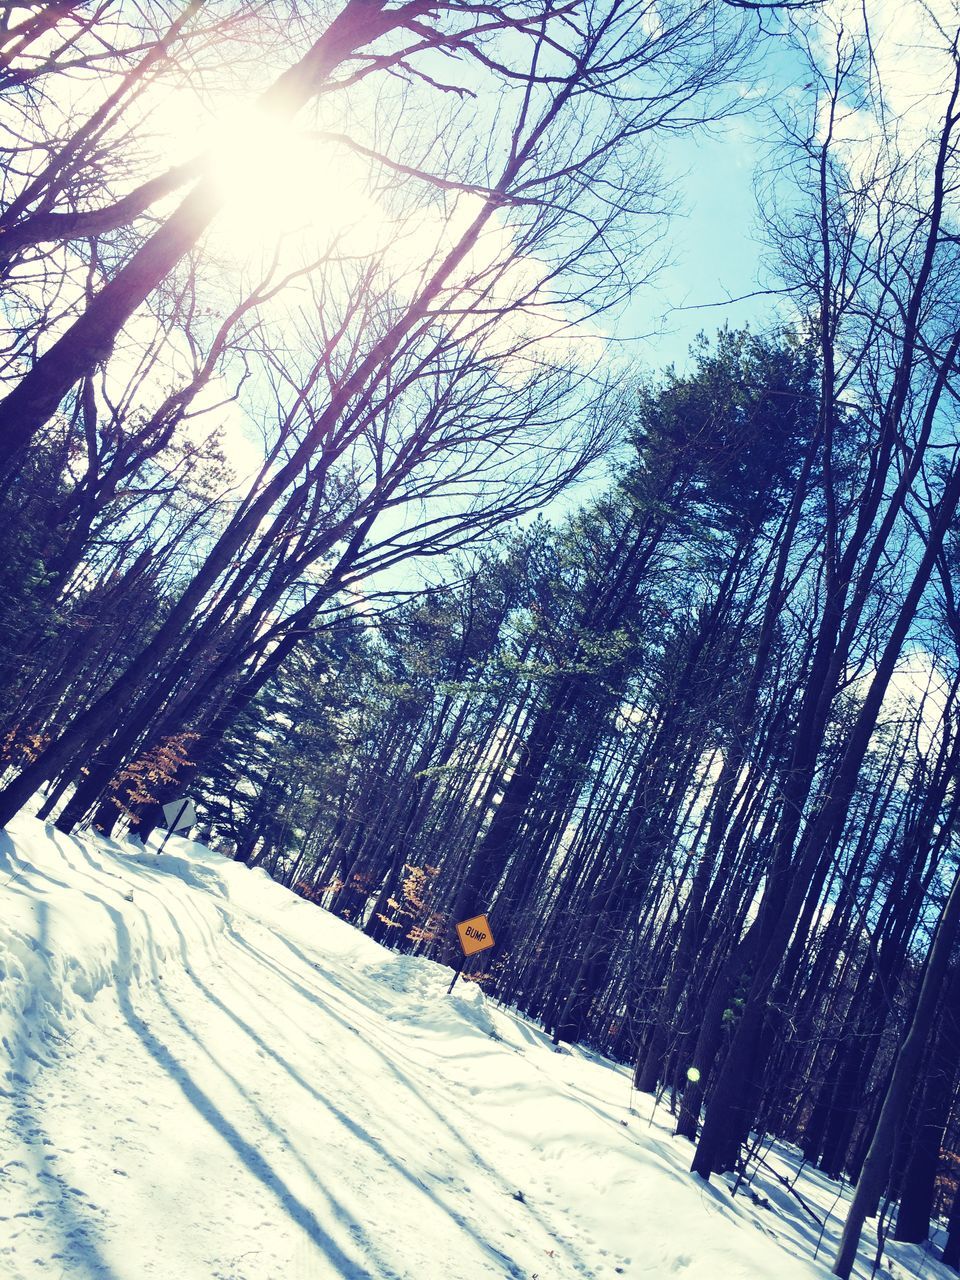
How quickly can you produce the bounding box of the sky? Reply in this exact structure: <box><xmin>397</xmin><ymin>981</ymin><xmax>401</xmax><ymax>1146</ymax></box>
<box><xmin>627</xmin><ymin>30</ymin><xmax>813</xmax><ymax>377</ymax></box>
<box><xmin>622</xmin><ymin>0</ymin><xmax>958</xmax><ymax>374</ymax></box>
<box><xmin>377</xmin><ymin>36</ymin><xmax>814</xmax><ymax>581</ymax></box>
<box><xmin>643</xmin><ymin>124</ymin><xmax>774</xmax><ymax>365</ymax></box>
<box><xmin>27</xmin><ymin>0</ymin><xmax>959</xmax><ymax>596</ymax></box>
<box><xmin>143</xmin><ymin>9</ymin><xmax>805</xmax><ymax>417</ymax></box>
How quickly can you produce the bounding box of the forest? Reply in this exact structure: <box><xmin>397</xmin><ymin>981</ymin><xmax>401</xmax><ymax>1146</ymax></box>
<box><xmin>3</xmin><ymin>2</ymin><xmax>960</xmax><ymax>1277</ymax></box>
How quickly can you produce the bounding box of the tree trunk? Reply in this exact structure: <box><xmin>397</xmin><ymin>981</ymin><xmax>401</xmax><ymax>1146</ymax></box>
<box><xmin>893</xmin><ymin>963</ymin><xmax>960</xmax><ymax>1243</ymax></box>
<box><xmin>832</xmin><ymin>864</ymin><xmax>960</xmax><ymax>1278</ymax></box>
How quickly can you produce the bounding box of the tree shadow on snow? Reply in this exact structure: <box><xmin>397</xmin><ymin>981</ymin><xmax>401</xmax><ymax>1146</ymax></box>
<box><xmin>133</xmin><ymin>888</ymin><xmax>534</xmax><ymax>1278</ymax></box>
<box><xmin>16</xmin><ymin>835</ymin><xmax>389</xmax><ymax>1280</ymax></box>
<box><xmin>96</xmin><ymin>896</ymin><xmax>383</xmax><ymax>1280</ymax></box>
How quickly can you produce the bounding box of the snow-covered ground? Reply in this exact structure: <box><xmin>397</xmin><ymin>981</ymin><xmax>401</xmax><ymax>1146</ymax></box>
<box><xmin>0</xmin><ymin>816</ymin><xmax>951</xmax><ymax>1280</ymax></box>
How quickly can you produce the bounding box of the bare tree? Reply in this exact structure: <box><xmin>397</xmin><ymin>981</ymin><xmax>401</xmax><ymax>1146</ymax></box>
<box><xmin>0</xmin><ymin>0</ymin><xmax>754</xmax><ymax>826</ymax></box>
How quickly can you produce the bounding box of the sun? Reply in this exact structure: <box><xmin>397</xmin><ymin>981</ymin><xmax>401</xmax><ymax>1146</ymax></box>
<box><xmin>152</xmin><ymin>90</ymin><xmax>384</xmax><ymax>264</ymax></box>
<box><xmin>204</xmin><ymin>104</ymin><xmax>382</xmax><ymax>261</ymax></box>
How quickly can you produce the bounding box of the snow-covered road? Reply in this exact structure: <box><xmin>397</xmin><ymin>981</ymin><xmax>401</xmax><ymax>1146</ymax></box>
<box><xmin>0</xmin><ymin>818</ymin><xmax>945</xmax><ymax>1280</ymax></box>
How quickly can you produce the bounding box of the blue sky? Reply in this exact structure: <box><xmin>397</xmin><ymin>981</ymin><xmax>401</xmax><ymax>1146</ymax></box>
<box><xmin>628</xmin><ymin>36</ymin><xmax>807</xmax><ymax>376</ymax></box>
<box><xmin>643</xmin><ymin>124</ymin><xmax>774</xmax><ymax>365</ymax></box>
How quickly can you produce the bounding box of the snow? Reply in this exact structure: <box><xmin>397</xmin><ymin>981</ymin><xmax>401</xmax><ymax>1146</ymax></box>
<box><xmin>0</xmin><ymin>816</ymin><xmax>952</xmax><ymax>1280</ymax></box>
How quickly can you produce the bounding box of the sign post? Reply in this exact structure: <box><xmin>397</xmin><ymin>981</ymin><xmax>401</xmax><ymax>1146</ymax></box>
<box><xmin>156</xmin><ymin>797</ymin><xmax>197</xmax><ymax>855</ymax></box>
<box><xmin>449</xmin><ymin>913</ymin><xmax>495</xmax><ymax>994</ymax></box>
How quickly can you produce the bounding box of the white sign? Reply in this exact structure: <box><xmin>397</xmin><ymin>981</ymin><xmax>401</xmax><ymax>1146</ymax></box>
<box><xmin>162</xmin><ymin>797</ymin><xmax>196</xmax><ymax>832</ymax></box>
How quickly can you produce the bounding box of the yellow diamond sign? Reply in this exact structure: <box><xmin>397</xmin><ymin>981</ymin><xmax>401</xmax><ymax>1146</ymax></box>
<box><xmin>455</xmin><ymin>914</ymin><xmax>495</xmax><ymax>958</ymax></box>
